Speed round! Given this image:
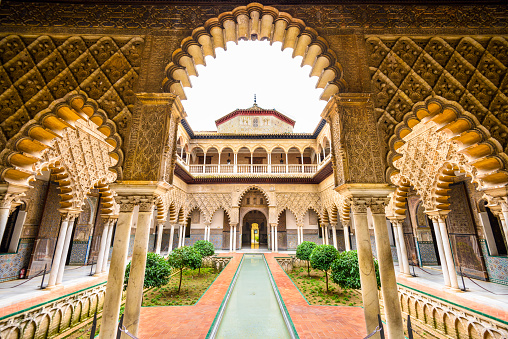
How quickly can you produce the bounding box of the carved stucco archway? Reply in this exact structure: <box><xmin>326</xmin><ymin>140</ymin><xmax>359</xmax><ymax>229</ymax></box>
<box><xmin>162</xmin><ymin>2</ymin><xmax>346</xmax><ymax>102</ymax></box>
<box><xmin>387</xmin><ymin>96</ymin><xmax>508</xmax><ymax>215</ymax></box>
<box><xmin>0</xmin><ymin>91</ymin><xmax>120</xmax><ymax>213</ymax></box>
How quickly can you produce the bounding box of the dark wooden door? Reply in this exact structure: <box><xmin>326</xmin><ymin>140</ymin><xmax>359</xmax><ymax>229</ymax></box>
<box><xmin>446</xmin><ymin>182</ymin><xmax>488</xmax><ymax>280</ymax></box>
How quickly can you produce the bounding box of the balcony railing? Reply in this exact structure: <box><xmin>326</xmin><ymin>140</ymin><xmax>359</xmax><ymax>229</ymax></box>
<box><xmin>177</xmin><ymin>153</ymin><xmax>331</xmax><ymax>176</ymax></box>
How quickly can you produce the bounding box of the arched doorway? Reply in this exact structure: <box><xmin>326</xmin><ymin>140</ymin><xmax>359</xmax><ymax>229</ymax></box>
<box><xmin>242</xmin><ymin>210</ymin><xmax>267</xmax><ymax>249</ymax></box>
<box><xmin>239</xmin><ymin>187</ymin><xmax>269</xmax><ymax>249</ymax></box>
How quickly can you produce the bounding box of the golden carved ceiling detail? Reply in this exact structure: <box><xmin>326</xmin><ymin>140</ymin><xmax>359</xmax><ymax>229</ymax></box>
<box><xmin>368</xmin><ymin>36</ymin><xmax>508</xmax><ymax>178</ymax></box>
<box><xmin>1</xmin><ymin>2</ymin><xmax>507</xmax><ymax>32</ymax></box>
<box><xmin>0</xmin><ymin>34</ymin><xmax>144</xmax><ymax>159</ymax></box>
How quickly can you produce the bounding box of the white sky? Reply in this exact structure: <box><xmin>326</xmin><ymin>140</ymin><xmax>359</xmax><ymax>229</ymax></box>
<box><xmin>182</xmin><ymin>40</ymin><xmax>327</xmax><ymax>133</ymax></box>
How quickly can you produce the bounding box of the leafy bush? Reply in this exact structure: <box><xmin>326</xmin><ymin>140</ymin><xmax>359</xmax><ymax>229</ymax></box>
<box><xmin>167</xmin><ymin>246</ymin><xmax>202</xmax><ymax>293</ymax></box>
<box><xmin>330</xmin><ymin>250</ymin><xmax>380</xmax><ymax>290</ymax></box>
<box><xmin>296</xmin><ymin>241</ymin><xmax>317</xmax><ymax>276</ymax></box>
<box><xmin>124</xmin><ymin>252</ymin><xmax>172</xmax><ymax>289</ymax></box>
<box><xmin>309</xmin><ymin>244</ymin><xmax>338</xmax><ymax>292</ymax></box>
<box><xmin>193</xmin><ymin>240</ymin><xmax>215</xmax><ymax>274</ymax></box>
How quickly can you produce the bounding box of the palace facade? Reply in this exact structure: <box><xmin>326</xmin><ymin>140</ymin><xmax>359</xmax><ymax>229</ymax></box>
<box><xmin>0</xmin><ymin>0</ymin><xmax>507</xmax><ymax>338</ymax></box>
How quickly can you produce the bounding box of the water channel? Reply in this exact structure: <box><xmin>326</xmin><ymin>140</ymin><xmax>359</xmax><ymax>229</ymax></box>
<box><xmin>215</xmin><ymin>254</ymin><xmax>293</xmax><ymax>339</ymax></box>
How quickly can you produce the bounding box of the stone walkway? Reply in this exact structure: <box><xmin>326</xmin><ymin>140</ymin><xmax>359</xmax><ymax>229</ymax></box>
<box><xmin>139</xmin><ymin>253</ymin><xmax>367</xmax><ymax>339</ymax></box>
<box><xmin>0</xmin><ymin>265</ymin><xmax>107</xmax><ymax>318</ymax></box>
<box><xmin>395</xmin><ymin>265</ymin><xmax>508</xmax><ymax>321</ymax></box>
<box><xmin>264</xmin><ymin>253</ymin><xmax>367</xmax><ymax>339</ymax></box>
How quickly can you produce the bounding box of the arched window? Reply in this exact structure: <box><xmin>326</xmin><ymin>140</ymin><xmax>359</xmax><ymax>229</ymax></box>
<box><xmin>253</xmin><ymin>118</ymin><xmax>259</xmax><ymax>127</ymax></box>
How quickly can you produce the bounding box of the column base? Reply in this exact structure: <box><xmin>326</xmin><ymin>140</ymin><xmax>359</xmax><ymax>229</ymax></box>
<box><xmin>445</xmin><ymin>286</ymin><xmax>465</xmax><ymax>293</ymax></box>
<box><xmin>93</xmin><ymin>272</ymin><xmax>108</xmax><ymax>277</ymax></box>
<box><xmin>45</xmin><ymin>284</ymin><xmax>64</xmax><ymax>291</ymax></box>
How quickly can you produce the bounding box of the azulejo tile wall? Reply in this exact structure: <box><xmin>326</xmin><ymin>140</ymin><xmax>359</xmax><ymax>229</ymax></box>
<box><xmin>480</xmin><ymin>240</ymin><xmax>508</xmax><ymax>286</ymax></box>
<box><xmin>418</xmin><ymin>241</ymin><xmax>439</xmax><ymax>266</ymax></box>
<box><xmin>69</xmin><ymin>241</ymin><xmax>89</xmax><ymax>264</ymax></box>
<box><xmin>0</xmin><ymin>239</ymin><xmax>35</xmax><ymax>282</ymax></box>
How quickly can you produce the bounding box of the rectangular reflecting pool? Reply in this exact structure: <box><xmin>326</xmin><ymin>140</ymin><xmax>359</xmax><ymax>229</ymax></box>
<box><xmin>216</xmin><ymin>254</ymin><xmax>292</xmax><ymax>339</ymax></box>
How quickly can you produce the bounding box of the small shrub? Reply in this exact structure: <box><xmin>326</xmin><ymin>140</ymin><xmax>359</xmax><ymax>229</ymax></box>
<box><xmin>296</xmin><ymin>241</ymin><xmax>317</xmax><ymax>276</ymax></box>
<box><xmin>193</xmin><ymin>240</ymin><xmax>215</xmax><ymax>274</ymax></box>
<box><xmin>167</xmin><ymin>246</ymin><xmax>202</xmax><ymax>293</ymax></box>
<box><xmin>309</xmin><ymin>244</ymin><xmax>338</xmax><ymax>292</ymax></box>
<box><xmin>330</xmin><ymin>250</ymin><xmax>381</xmax><ymax>290</ymax></box>
<box><xmin>124</xmin><ymin>252</ymin><xmax>172</xmax><ymax>289</ymax></box>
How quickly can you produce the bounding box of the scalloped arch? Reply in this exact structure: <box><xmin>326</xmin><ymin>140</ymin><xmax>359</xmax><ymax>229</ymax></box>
<box><xmin>162</xmin><ymin>2</ymin><xmax>346</xmax><ymax>102</ymax></box>
<box><xmin>388</xmin><ymin>96</ymin><xmax>508</xmax><ymax>215</ymax></box>
<box><xmin>237</xmin><ymin>185</ymin><xmax>271</xmax><ymax>206</ymax></box>
<box><xmin>1</xmin><ymin>91</ymin><xmax>123</xmax><ymax>187</ymax></box>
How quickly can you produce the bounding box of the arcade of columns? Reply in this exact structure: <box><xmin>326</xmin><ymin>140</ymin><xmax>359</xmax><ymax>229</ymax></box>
<box><xmin>0</xmin><ymin>2</ymin><xmax>507</xmax><ymax>339</ymax></box>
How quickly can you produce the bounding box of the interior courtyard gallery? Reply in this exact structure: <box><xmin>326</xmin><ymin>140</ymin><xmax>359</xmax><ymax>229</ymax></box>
<box><xmin>0</xmin><ymin>0</ymin><xmax>508</xmax><ymax>338</ymax></box>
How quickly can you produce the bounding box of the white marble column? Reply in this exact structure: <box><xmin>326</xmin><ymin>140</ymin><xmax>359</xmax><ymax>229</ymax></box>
<box><xmin>501</xmin><ymin>202</ymin><xmax>508</xmax><ymax>245</ymax></box>
<box><xmin>344</xmin><ymin>225</ymin><xmax>351</xmax><ymax>251</ymax></box>
<box><xmin>155</xmin><ymin>222</ymin><xmax>164</xmax><ymax>254</ymax></box>
<box><xmin>48</xmin><ymin>212</ymin><xmax>78</xmax><ymax>288</ymax></box>
<box><xmin>178</xmin><ymin>225</ymin><xmax>184</xmax><ymax>247</ymax></box>
<box><xmin>429</xmin><ymin>216</ymin><xmax>451</xmax><ymax>287</ymax></box>
<box><xmin>101</xmin><ymin>219</ymin><xmax>115</xmax><ymax>273</ymax></box>
<box><xmin>229</xmin><ymin>224</ymin><xmax>233</xmax><ymax>252</ymax></box>
<box><xmin>331</xmin><ymin>222</ymin><xmax>338</xmax><ymax>250</ymax></box>
<box><xmin>182</xmin><ymin>224</ymin><xmax>187</xmax><ymax>246</ymax></box>
<box><xmin>389</xmin><ymin>219</ymin><xmax>403</xmax><ymax>274</ymax></box>
<box><xmin>56</xmin><ymin>215</ymin><xmax>77</xmax><ymax>285</ymax></box>
<box><xmin>95</xmin><ymin>219</ymin><xmax>111</xmax><ymax>276</ymax></box>
<box><xmin>0</xmin><ymin>201</ymin><xmax>12</xmax><ymax>244</ymax></box>
<box><xmin>437</xmin><ymin>215</ymin><xmax>459</xmax><ymax>290</ymax></box>
<box><xmin>101</xmin><ymin>202</ymin><xmax>135</xmax><ymax>339</ymax></box>
<box><xmin>168</xmin><ymin>224</ymin><xmax>175</xmax><ymax>253</ymax></box>
<box><xmin>297</xmin><ymin>225</ymin><xmax>301</xmax><ymax>245</ymax></box>
<box><xmin>273</xmin><ymin>224</ymin><xmax>278</xmax><ymax>252</ymax></box>
<box><xmin>232</xmin><ymin>224</ymin><xmax>237</xmax><ymax>252</ymax></box>
<box><xmin>394</xmin><ymin>220</ymin><xmax>411</xmax><ymax>276</ymax></box>
<box><xmin>370</xmin><ymin>200</ymin><xmax>404</xmax><ymax>339</ymax></box>
<box><xmin>351</xmin><ymin>198</ymin><xmax>381</xmax><ymax>337</ymax></box>
<box><xmin>123</xmin><ymin>201</ymin><xmax>155</xmax><ymax>338</ymax></box>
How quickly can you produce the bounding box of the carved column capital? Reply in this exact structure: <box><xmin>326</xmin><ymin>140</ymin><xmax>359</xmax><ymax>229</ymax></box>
<box><xmin>427</xmin><ymin>212</ymin><xmax>448</xmax><ymax>223</ymax></box>
<box><xmin>388</xmin><ymin>218</ymin><xmax>404</xmax><ymax>228</ymax></box>
<box><xmin>350</xmin><ymin>198</ymin><xmax>369</xmax><ymax>214</ymax></box>
<box><xmin>60</xmin><ymin>210</ymin><xmax>80</xmax><ymax>222</ymax></box>
<box><xmin>368</xmin><ymin>197</ymin><xmax>389</xmax><ymax>215</ymax></box>
<box><xmin>114</xmin><ymin>195</ymin><xmax>158</xmax><ymax>213</ymax></box>
<box><xmin>330</xmin><ymin>222</ymin><xmax>337</xmax><ymax>228</ymax></box>
<box><xmin>0</xmin><ymin>192</ymin><xmax>25</xmax><ymax>209</ymax></box>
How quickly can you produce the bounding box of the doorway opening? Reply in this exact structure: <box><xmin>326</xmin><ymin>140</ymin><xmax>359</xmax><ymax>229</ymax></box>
<box><xmin>242</xmin><ymin>210</ymin><xmax>267</xmax><ymax>249</ymax></box>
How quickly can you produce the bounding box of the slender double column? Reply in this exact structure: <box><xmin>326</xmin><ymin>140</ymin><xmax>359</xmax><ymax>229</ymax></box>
<box><xmin>390</xmin><ymin>219</ymin><xmax>410</xmax><ymax>276</ymax></box>
<box><xmin>0</xmin><ymin>199</ymin><xmax>12</xmax><ymax>244</ymax></box>
<box><xmin>344</xmin><ymin>224</ymin><xmax>351</xmax><ymax>251</ymax></box>
<box><xmin>47</xmin><ymin>211</ymin><xmax>79</xmax><ymax>288</ymax></box>
<box><xmin>429</xmin><ymin>215</ymin><xmax>452</xmax><ymax>288</ymax></box>
<box><xmin>101</xmin><ymin>199</ymin><xmax>136</xmax><ymax>338</ymax></box>
<box><xmin>95</xmin><ymin>218</ymin><xmax>113</xmax><ymax>276</ymax></box>
<box><xmin>204</xmin><ymin>223</ymin><xmax>211</xmax><ymax>241</ymax></box>
<box><xmin>351</xmin><ymin>198</ymin><xmax>380</xmax><ymax>338</ymax></box>
<box><xmin>500</xmin><ymin>202</ymin><xmax>508</xmax><ymax>247</ymax></box>
<box><xmin>331</xmin><ymin>222</ymin><xmax>338</xmax><ymax>250</ymax></box>
<box><xmin>370</xmin><ymin>199</ymin><xmax>404</xmax><ymax>339</ymax></box>
<box><xmin>155</xmin><ymin>222</ymin><xmax>164</xmax><ymax>254</ymax></box>
<box><xmin>168</xmin><ymin>223</ymin><xmax>175</xmax><ymax>253</ymax></box>
<box><xmin>270</xmin><ymin>224</ymin><xmax>278</xmax><ymax>252</ymax></box>
<box><xmin>123</xmin><ymin>199</ymin><xmax>156</xmax><ymax>338</ymax></box>
<box><xmin>231</xmin><ymin>223</ymin><xmax>237</xmax><ymax>252</ymax></box>
<box><xmin>433</xmin><ymin>214</ymin><xmax>459</xmax><ymax>290</ymax></box>
<box><xmin>101</xmin><ymin>219</ymin><xmax>115</xmax><ymax>273</ymax></box>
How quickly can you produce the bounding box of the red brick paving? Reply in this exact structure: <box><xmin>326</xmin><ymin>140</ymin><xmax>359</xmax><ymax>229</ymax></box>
<box><xmin>138</xmin><ymin>254</ymin><xmax>243</xmax><ymax>339</ymax></box>
<box><xmin>397</xmin><ymin>275</ymin><xmax>508</xmax><ymax>321</ymax></box>
<box><xmin>0</xmin><ymin>275</ymin><xmax>107</xmax><ymax>318</ymax></box>
<box><xmin>139</xmin><ymin>253</ymin><xmax>368</xmax><ymax>339</ymax></box>
<box><xmin>264</xmin><ymin>253</ymin><xmax>367</xmax><ymax>339</ymax></box>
